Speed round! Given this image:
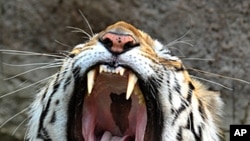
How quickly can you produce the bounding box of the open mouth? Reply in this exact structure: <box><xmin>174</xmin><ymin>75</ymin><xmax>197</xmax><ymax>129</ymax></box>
<box><xmin>68</xmin><ymin>64</ymin><xmax>149</xmax><ymax>141</ymax></box>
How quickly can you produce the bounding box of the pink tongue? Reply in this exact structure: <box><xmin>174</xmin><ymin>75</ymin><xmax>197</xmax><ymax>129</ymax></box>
<box><xmin>100</xmin><ymin>131</ymin><xmax>131</xmax><ymax>141</ymax></box>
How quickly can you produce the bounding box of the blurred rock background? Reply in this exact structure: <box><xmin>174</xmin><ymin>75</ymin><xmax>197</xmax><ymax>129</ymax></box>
<box><xmin>0</xmin><ymin>0</ymin><xmax>249</xmax><ymax>140</ymax></box>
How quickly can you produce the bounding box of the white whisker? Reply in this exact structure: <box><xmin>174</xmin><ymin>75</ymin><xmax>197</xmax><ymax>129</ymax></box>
<box><xmin>189</xmin><ymin>68</ymin><xmax>250</xmax><ymax>85</ymax></box>
<box><xmin>3</xmin><ymin>62</ymin><xmax>60</xmax><ymax>67</ymax></box>
<box><xmin>0</xmin><ymin>74</ymin><xmax>54</xmax><ymax>99</ymax></box>
<box><xmin>180</xmin><ymin>57</ymin><xmax>215</xmax><ymax>61</ymax></box>
<box><xmin>165</xmin><ymin>22</ymin><xmax>193</xmax><ymax>48</ymax></box>
<box><xmin>0</xmin><ymin>107</ymin><xmax>29</xmax><ymax>128</ymax></box>
<box><xmin>167</xmin><ymin>40</ymin><xmax>194</xmax><ymax>47</ymax></box>
<box><xmin>54</xmin><ymin>40</ymin><xmax>73</xmax><ymax>49</ymax></box>
<box><xmin>4</xmin><ymin>63</ymin><xmax>62</xmax><ymax>80</ymax></box>
<box><xmin>24</xmin><ymin>125</ymin><xmax>29</xmax><ymax>141</ymax></box>
<box><xmin>191</xmin><ymin>75</ymin><xmax>233</xmax><ymax>90</ymax></box>
<box><xmin>79</xmin><ymin>10</ymin><xmax>94</xmax><ymax>36</ymax></box>
<box><xmin>168</xmin><ymin>47</ymin><xmax>186</xmax><ymax>57</ymax></box>
<box><xmin>15</xmin><ymin>80</ymin><xmax>30</xmax><ymax>89</ymax></box>
<box><xmin>12</xmin><ymin>117</ymin><xmax>28</xmax><ymax>136</ymax></box>
<box><xmin>67</xmin><ymin>26</ymin><xmax>92</xmax><ymax>39</ymax></box>
<box><xmin>0</xmin><ymin>49</ymin><xmax>63</xmax><ymax>58</ymax></box>
<box><xmin>58</xmin><ymin>51</ymin><xmax>73</xmax><ymax>58</ymax></box>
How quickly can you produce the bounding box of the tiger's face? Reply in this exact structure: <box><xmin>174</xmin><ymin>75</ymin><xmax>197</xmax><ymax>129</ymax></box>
<box><xmin>28</xmin><ymin>21</ymin><xmax>222</xmax><ymax>141</ymax></box>
<box><xmin>67</xmin><ymin>21</ymin><xmax>182</xmax><ymax>140</ymax></box>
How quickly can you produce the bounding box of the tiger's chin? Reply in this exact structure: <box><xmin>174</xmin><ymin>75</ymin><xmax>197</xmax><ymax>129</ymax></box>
<box><xmin>68</xmin><ymin>64</ymin><xmax>150</xmax><ymax>141</ymax></box>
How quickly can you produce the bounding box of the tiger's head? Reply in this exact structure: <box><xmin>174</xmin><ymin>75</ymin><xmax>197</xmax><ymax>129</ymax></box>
<box><xmin>68</xmin><ymin>21</ymin><xmax>185</xmax><ymax>140</ymax></box>
<box><xmin>28</xmin><ymin>21</ymin><xmax>222</xmax><ymax>141</ymax></box>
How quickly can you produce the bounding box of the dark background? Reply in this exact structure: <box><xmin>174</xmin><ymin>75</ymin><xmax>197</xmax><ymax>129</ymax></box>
<box><xmin>0</xmin><ymin>0</ymin><xmax>250</xmax><ymax>140</ymax></box>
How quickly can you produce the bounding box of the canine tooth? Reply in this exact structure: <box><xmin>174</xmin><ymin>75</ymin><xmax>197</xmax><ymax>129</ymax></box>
<box><xmin>115</xmin><ymin>69</ymin><xmax>119</xmax><ymax>74</ymax></box>
<box><xmin>119</xmin><ymin>68</ymin><xmax>125</xmax><ymax>76</ymax></box>
<box><xmin>87</xmin><ymin>69</ymin><xmax>96</xmax><ymax>95</ymax></box>
<box><xmin>126</xmin><ymin>73</ymin><xmax>138</xmax><ymax>100</ymax></box>
<box><xmin>99</xmin><ymin>65</ymin><xmax>103</xmax><ymax>73</ymax></box>
<box><xmin>104</xmin><ymin>67</ymin><xmax>108</xmax><ymax>72</ymax></box>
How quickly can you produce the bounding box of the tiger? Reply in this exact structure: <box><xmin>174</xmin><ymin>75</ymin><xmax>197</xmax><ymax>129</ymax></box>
<box><xmin>25</xmin><ymin>21</ymin><xmax>223</xmax><ymax>141</ymax></box>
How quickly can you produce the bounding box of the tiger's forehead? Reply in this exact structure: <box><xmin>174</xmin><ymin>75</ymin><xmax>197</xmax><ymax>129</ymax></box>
<box><xmin>102</xmin><ymin>21</ymin><xmax>141</xmax><ymax>36</ymax></box>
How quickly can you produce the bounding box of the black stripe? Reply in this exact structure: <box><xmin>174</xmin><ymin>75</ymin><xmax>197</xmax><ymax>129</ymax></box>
<box><xmin>174</xmin><ymin>78</ymin><xmax>181</xmax><ymax>94</ymax></box>
<box><xmin>172</xmin><ymin>99</ymin><xmax>189</xmax><ymax>126</ymax></box>
<box><xmin>72</xmin><ymin>67</ymin><xmax>80</xmax><ymax>79</ymax></box>
<box><xmin>69</xmin><ymin>53</ymin><xmax>75</xmax><ymax>58</ymax></box>
<box><xmin>198</xmin><ymin>125</ymin><xmax>203</xmax><ymax>139</ymax></box>
<box><xmin>167</xmin><ymin>80</ymin><xmax>172</xmax><ymax>103</ymax></box>
<box><xmin>186</xmin><ymin>112</ymin><xmax>201</xmax><ymax>141</ymax></box>
<box><xmin>67</xmin><ymin>74</ymin><xmax>85</xmax><ymax>141</ymax></box>
<box><xmin>166</xmin><ymin>74</ymin><xmax>176</xmax><ymax>114</ymax></box>
<box><xmin>50</xmin><ymin>111</ymin><xmax>56</xmax><ymax>124</ymax></box>
<box><xmin>61</xmin><ymin>67</ymin><xmax>68</xmax><ymax>78</ymax></box>
<box><xmin>175</xmin><ymin>66</ymin><xmax>185</xmax><ymax>72</ymax></box>
<box><xmin>55</xmin><ymin>99</ymin><xmax>60</xmax><ymax>105</ymax></box>
<box><xmin>189</xmin><ymin>112</ymin><xmax>196</xmax><ymax>139</ymax></box>
<box><xmin>198</xmin><ymin>99</ymin><xmax>207</xmax><ymax>120</ymax></box>
<box><xmin>171</xmin><ymin>108</ymin><xmax>175</xmax><ymax>114</ymax></box>
<box><xmin>37</xmin><ymin>128</ymin><xmax>52</xmax><ymax>141</ymax></box>
<box><xmin>176</xmin><ymin>127</ymin><xmax>183</xmax><ymax>141</ymax></box>
<box><xmin>139</xmin><ymin>77</ymin><xmax>163</xmax><ymax>141</ymax></box>
<box><xmin>187</xmin><ymin>88</ymin><xmax>192</xmax><ymax>103</ymax></box>
<box><xmin>42</xmin><ymin>86</ymin><xmax>48</xmax><ymax>100</ymax></box>
<box><xmin>186</xmin><ymin>112</ymin><xmax>191</xmax><ymax>129</ymax></box>
<box><xmin>189</xmin><ymin>82</ymin><xmax>195</xmax><ymax>90</ymax></box>
<box><xmin>38</xmin><ymin>73</ymin><xmax>60</xmax><ymax>139</ymax></box>
<box><xmin>187</xmin><ymin>82</ymin><xmax>194</xmax><ymax>103</ymax></box>
<box><xmin>63</xmin><ymin>76</ymin><xmax>72</xmax><ymax>90</ymax></box>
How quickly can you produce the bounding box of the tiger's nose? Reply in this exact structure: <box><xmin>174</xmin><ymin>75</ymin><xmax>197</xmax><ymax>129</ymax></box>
<box><xmin>100</xmin><ymin>32</ymin><xmax>138</xmax><ymax>54</ymax></box>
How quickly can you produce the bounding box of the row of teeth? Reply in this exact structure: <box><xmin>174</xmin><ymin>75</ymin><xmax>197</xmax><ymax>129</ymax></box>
<box><xmin>99</xmin><ymin>65</ymin><xmax>126</xmax><ymax>76</ymax></box>
<box><xmin>87</xmin><ymin>65</ymin><xmax>143</xmax><ymax>102</ymax></box>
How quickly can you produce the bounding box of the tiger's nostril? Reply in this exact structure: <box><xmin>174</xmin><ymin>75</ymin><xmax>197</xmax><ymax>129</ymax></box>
<box><xmin>102</xmin><ymin>38</ymin><xmax>113</xmax><ymax>49</ymax></box>
<box><xmin>124</xmin><ymin>41</ymin><xmax>137</xmax><ymax>50</ymax></box>
<box><xmin>100</xmin><ymin>32</ymin><xmax>138</xmax><ymax>54</ymax></box>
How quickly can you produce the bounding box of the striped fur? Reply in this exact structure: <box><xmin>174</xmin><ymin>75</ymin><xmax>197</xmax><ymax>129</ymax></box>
<box><xmin>26</xmin><ymin>21</ymin><xmax>223</xmax><ymax>141</ymax></box>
